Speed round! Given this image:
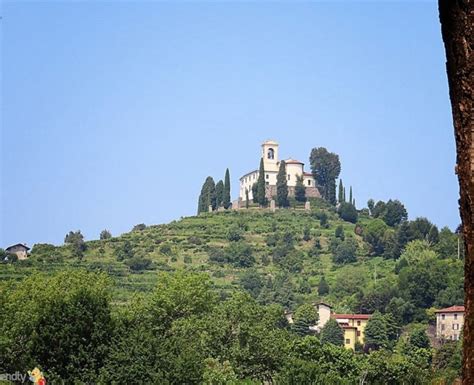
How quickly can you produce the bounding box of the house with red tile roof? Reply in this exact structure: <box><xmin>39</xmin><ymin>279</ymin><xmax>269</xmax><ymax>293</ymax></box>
<box><xmin>331</xmin><ymin>313</ymin><xmax>372</xmax><ymax>349</ymax></box>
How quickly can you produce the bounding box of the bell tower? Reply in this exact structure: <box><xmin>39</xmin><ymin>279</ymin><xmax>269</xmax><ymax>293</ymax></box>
<box><xmin>261</xmin><ymin>140</ymin><xmax>279</xmax><ymax>173</ymax></box>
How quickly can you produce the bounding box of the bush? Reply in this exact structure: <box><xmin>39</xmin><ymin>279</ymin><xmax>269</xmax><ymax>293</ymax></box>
<box><xmin>125</xmin><ymin>257</ymin><xmax>154</xmax><ymax>272</ymax></box>
<box><xmin>332</xmin><ymin>238</ymin><xmax>357</xmax><ymax>264</ymax></box>
<box><xmin>183</xmin><ymin>255</ymin><xmax>192</xmax><ymax>264</ymax></box>
<box><xmin>159</xmin><ymin>243</ymin><xmax>173</xmax><ymax>255</ymax></box>
<box><xmin>338</xmin><ymin>202</ymin><xmax>358</xmax><ymax>223</ymax></box>
<box><xmin>335</xmin><ymin>225</ymin><xmax>345</xmax><ymax>240</ymax></box>
<box><xmin>227</xmin><ymin>226</ymin><xmax>243</xmax><ymax>242</ymax></box>
<box><xmin>187</xmin><ymin>236</ymin><xmax>202</xmax><ymax>245</ymax></box>
<box><xmin>132</xmin><ymin>223</ymin><xmax>147</xmax><ymax>231</ymax></box>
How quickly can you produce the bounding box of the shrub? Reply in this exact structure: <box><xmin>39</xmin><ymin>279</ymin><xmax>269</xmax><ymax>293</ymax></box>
<box><xmin>187</xmin><ymin>236</ymin><xmax>202</xmax><ymax>245</ymax></box>
<box><xmin>124</xmin><ymin>257</ymin><xmax>154</xmax><ymax>272</ymax></box>
<box><xmin>227</xmin><ymin>226</ymin><xmax>243</xmax><ymax>242</ymax></box>
<box><xmin>338</xmin><ymin>202</ymin><xmax>358</xmax><ymax>223</ymax></box>
<box><xmin>159</xmin><ymin>243</ymin><xmax>173</xmax><ymax>255</ymax></box>
<box><xmin>132</xmin><ymin>223</ymin><xmax>147</xmax><ymax>231</ymax></box>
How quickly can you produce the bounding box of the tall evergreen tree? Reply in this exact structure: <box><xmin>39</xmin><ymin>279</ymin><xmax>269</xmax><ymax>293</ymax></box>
<box><xmin>309</xmin><ymin>147</ymin><xmax>341</xmax><ymax>205</ymax></box>
<box><xmin>223</xmin><ymin>168</ymin><xmax>231</xmax><ymax>209</ymax></box>
<box><xmin>295</xmin><ymin>175</ymin><xmax>306</xmax><ymax>203</ymax></box>
<box><xmin>320</xmin><ymin>319</ymin><xmax>344</xmax><ymax>346</ymax></box>
<box><xmin>256</xmin><ymin>158</ymin><xmax>267</xmax><ymax>207</ymax></box>
<box><xmin>245</xmin><ymin>189</ymin><xmax>250</xmax><ymax>209</ymax></box>
<box><xmin>293</xmin><ymin>303</ymin><xmax>318</xmax><ymax>337</ymax></box>
<box><xmin>343</xmin><ymin>187</ymin><xmax>346</xmax><ymax>202</ymax></box>
<box><xmin>338</xmin><ymin>179</ymin><xmax>344</xmax><ymax>204</ymax></box>
<box><xmin>215</xmin><ymin>180</ymin><xmax>224</xmax><ymax>208</ymax></box>
<box><xmin>364</xmin><ymin>311</ymin><xmax>388</xmax><ymax>351</ymax></box>
<box><xmin>318</xmin><ymin>276</ymin><xmax>329</xmax><ymax>295</ymax></box>
<box><xmin>251</xmin><ymin>183</ymin><xmax>258</xmax><ymax>203</ymax></box>
<box><xmin>197</xmin><ymin>176</ymin><xmax>217</xmax><ymax>214</ymax></box>
<box><xmin>349</xmin><ymin>186</ymin><xmax>353</xmax><ymax>205</ymax></box>
<box><xmin>367</xmin><ymin>199</ymin><xmax>375</xmax><ymax>216</ymax></box>
<box><xmin>276</xmin><ymin>161</ymin><xmax>289</xmax><ymax>208</ymax></box>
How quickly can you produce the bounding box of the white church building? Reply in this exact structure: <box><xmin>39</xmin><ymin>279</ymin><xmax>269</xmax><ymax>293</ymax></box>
<box><xmin>239</xmin><ymin>140</ymin><xmax>320</xmax><ymax>202</ymax></box>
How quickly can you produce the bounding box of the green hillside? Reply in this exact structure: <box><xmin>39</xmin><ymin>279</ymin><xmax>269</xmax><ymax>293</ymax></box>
<box><xmin>0</xmin><ymin>198</ymin><xmax>465</xmax><ymax>384</ymax></box>
<box><xmin>1</xmin><ymin>198</ymin><xmax>463</xmax><ymax>316</ymax></box>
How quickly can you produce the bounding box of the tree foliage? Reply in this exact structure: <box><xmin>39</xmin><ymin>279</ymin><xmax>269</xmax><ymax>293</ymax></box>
<box><xmin>100</xmin><ymin>229</ymin><xmax>112</xmax><ymax>240</ymax></box>
<box><xmin>223</xmin><ymin>168</ymin><xmax>231</xmax><ymax>209</ymax></box>
<box><xmin>276</xmin><ymin>161</ymin><xmax>289</xmax><ymax>208</ymax></box>
<box><xmin>309</xmin><ymin>147</ymin><xmax>341</xmax><ymax>205</ymax></box>
<box><xmin>198</xmin><ymin>176</ymin><xmax>217</xmax><ymax>213</ymax></box>
<box><xmin>338</xmin><ymin>202</ymin><xmax>358</xmax><ymax>223</ymax></box>
<box><xmin>320</xmin><ymin>319</ymin><xmax>344</xmax><ymax>346</ymax></box>
<box><xmin>293</xmin><ymin>303</ymin><xmax>318</xmax><ymax>336</ymax></box>
<box><xmin>215</xmin><ymin>180</ymin><xmax>224</xmax><ymax>208</ymax></box>
<box><xmin>295</xmin><ymin>175</ymin><xmax>306</xmax><ymax>203</ymax></box>
<box><xmin>256</xmin><ymin>158</ymin><xmax>267</xmax><ymax>207</ymax></box>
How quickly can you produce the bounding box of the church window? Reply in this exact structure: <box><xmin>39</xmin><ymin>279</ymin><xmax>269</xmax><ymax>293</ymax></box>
<box><xmin>454</xmin><ymin>313</ymin><xmax>458</xmax><ymax>320</ymax></box>
<box><xmin>267</xmin><ymin>148</ymin><xmax>274</xmax><ymax>160</ymax></box>
<box><xmin>307</xmin><ymin>180</ymin><xmax>311</xmax><ymax>186</ymax></box>
<box><xmin>266</xmin><ymin>174</ymin><xmax>269</xmax><ymax>179</ymax></box>
<box><xmin>287</xmin><ymin>174</ymin><xmax>291</xmax><ymax>180</ymax></box>
<box><xmin>442</xmin><ymin>314</ymin><xmax>445</xmax><ymax>320</ymax></box>
<box><xmin>265</xmin><ymin>182</ymin><xmax>269</xmax><ymax>186</ymax></box>
<box><xmin>345</xmin><ymin>339</ymin><xmax>350</xmax><ymax>345</ymax></box>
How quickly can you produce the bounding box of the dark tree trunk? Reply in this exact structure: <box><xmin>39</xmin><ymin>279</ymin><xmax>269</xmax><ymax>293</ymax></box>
<box><xmin>438</xmin><ymin>1</ymin><xmax>473</xmax><ymax>382</ymax></box>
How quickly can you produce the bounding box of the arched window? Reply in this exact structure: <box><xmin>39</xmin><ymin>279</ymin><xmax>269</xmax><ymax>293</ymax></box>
<box><xmin>267</xmin><ymin>148</ymin><xmax>274</xmax><ymax>160</ymax></box>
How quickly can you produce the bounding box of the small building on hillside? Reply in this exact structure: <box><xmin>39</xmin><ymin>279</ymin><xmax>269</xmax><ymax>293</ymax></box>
<box><xmin>435</xmin><ymin>305</ymin><xmax>464</xmax><ymax>341</ymax></box>
<box><xmin>332</xmin><ymin>313</ymin><xmax>372</xmax><ymax>350</ymax></box>
<box><xmin>285</xmin><ymin>302</ymin><xmax>371</xmax><ymax>350</ymax></box>
<box><xmin>310</xmin><ymin>302</ymin><xmax>332</xmax><ymax>332</ymax></box>
<box><xmin>5</xmin><ymin>243</ymin><xmax>30</xmax><ymax>260</ymax></box>
<box><xmin>239</xmin><ymin>140</ymin><xmax>320</xmax><ymax>202</ymax></box>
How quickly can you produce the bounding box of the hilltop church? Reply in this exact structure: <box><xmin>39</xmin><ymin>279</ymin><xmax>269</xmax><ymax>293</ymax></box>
<box><xmin>239</xmin><ymin>140</ymin><xmax>320</xmax><ymax>202</ymax></box>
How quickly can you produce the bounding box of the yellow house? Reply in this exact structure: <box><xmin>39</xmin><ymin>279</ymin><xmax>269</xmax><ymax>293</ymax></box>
<box><xmin>435</xmin><ymin>305</ymin><xmax>464</xmax><ymax>341</ymax></box>
<box><xmin>332</xmin><ymin>313</ymin><xmax>372</xmax><ymax>349</ymax></box>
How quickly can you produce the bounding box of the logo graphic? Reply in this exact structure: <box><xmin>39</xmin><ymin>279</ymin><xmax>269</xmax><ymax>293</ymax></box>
<box><xmin>28</xmin><ymin>368</ymin><xmax>46</xmax><ymax>385</ymax></box>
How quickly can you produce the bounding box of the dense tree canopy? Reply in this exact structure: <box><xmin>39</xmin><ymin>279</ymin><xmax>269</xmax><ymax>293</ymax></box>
<box><xmin>320</xmin><ymin>319</ymin><xmax>344</xmax><ymax>346</ymax></box>
<box><xmin>198</xmin><ymin>176</ymin><xmax>217</xmax><ymax>213</ymax></box>
<box><xmin>309</xmin><ymin>147</ymin><xmax>341</xmax><ymax>205</ymax></box>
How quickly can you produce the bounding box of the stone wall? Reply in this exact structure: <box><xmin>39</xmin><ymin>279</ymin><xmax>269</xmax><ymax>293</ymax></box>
<box><xmin>265</xmin><ymin>185</ymin><xmax>320</xmax><ymax>199</ymax></box>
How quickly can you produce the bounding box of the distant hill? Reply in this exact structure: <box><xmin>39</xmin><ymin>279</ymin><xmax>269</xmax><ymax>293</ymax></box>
<box><xmin>2</xmin><ymin>198</ymin><xmax>463</xmax><ymax>318</ymax></box>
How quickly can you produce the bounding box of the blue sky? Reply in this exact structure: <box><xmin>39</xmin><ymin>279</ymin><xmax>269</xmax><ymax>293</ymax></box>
<box><xmin>1</xmin><ymin>1</ymin><xmax>459</xmax><ymax>247</ymax></box>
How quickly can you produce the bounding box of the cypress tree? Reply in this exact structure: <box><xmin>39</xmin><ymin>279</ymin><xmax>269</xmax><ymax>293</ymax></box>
<box><xmin>245</xmin><ymin>188</ymin><xmax>250</xmax><ymax>209</ymax></box>
<box><xmin>197</xmin><ymin>176</ymin><xmax>217</xmax><ymax>214</ymax></box>
<box><xmin>256</xmin><ymin>158</ymin><xmax>267</xmax><ymax>207</ymax></box>
<box><xmin>251</xmin><ymin>183</ymin><xmax>258</xmax><ymax>203</ymax></box>
<box><xmin>295</xmin><ymin>175</ymin><xmax>306</xmax><ymax>202</ymax></box>
<box><xmin>223</xmin><ymin>168</ymin><xmax>231</xmax><ymax>209</ymax></box>
<box><xmin>318</xmin><ymin>276</ymin><xmax>329</xmax><ymax>295</ymax></box>
<box><xmin>343</xmin><ymin>187</ymin><xmax>346</xmax><ymax>202</ymax></box>
<box><xmin>197</xmin><ymin>179</ymin><xmax>207</xmax><ymax>214</ymax></box>
<box><xmin>338</xmin><ymin>179</ymin><xmax>344</xmax><ymax>204</ymax></box>
<box><xmin>276</xmin><ymin>160</ymin><xmax>289</xmax><ymax>207</ymax></box>
<box><xmin>349</xmin><ymin>186</ymin><xmax>353</xmax><ymax>205</ymax></box>
<box><xmin>215</xmin><ymin>180</ymin><xmax>224</xmax><ymax>208</ymax></box>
